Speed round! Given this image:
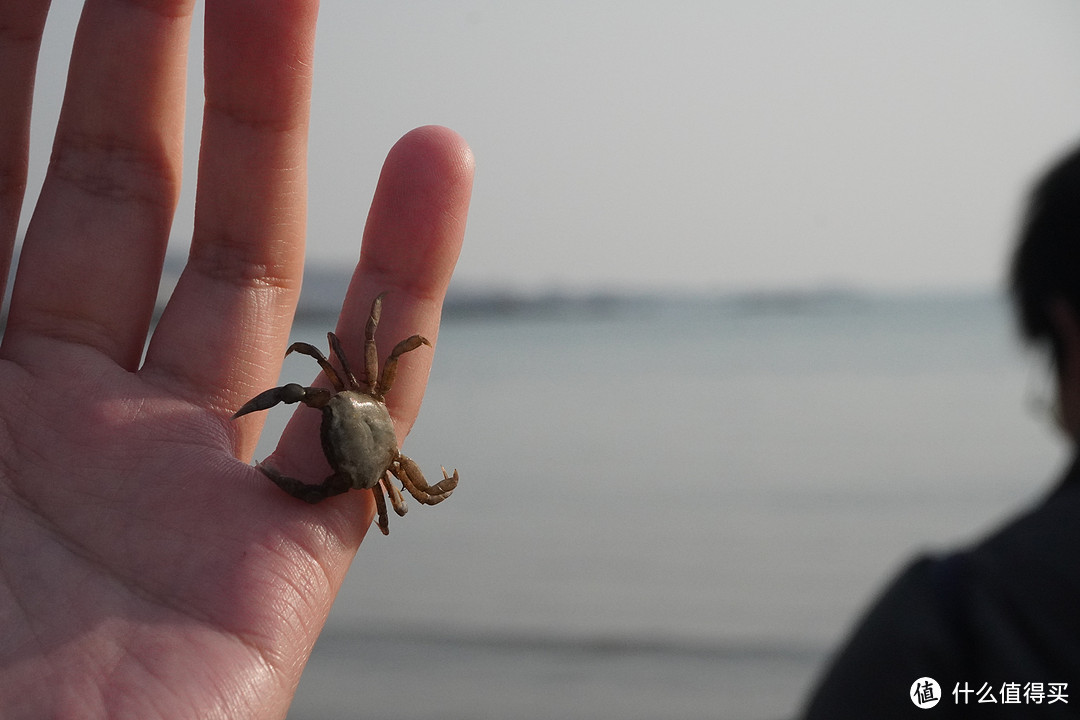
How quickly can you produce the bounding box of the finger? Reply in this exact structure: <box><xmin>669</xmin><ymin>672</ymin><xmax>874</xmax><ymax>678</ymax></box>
<box><xmin>0</xmin><ymin>1</ymin><xmax>51</xmax><ymax>303</ymax></box>
<box><xmin>143</xmin><ymin>0</ymin><xmax>318</xmax><ymax>434</ymax></box>
<box><xmin>4</xmin><ymin>0</ymin><xmax>193</xmax><ymax>370</ymax></box>
<box><xmin>343</xmin><ymin>126</ymin><xmax>475</xmax><ymax>437</ymax></box>
<box><xmin>257</xmin><ymin>126</ymin><xmax>473</xmax><ymax>498</ymax></box>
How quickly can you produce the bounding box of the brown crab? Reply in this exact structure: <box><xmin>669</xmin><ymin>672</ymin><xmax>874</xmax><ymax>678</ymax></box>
<box><xmin>233</xmin><ymin>293</ymin><xmax>459</xmax><ymax>535</ymax></box>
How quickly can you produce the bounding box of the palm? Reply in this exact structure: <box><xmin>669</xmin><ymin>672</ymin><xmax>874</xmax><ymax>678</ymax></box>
<box><xmin>0</xmin><ymin>2</ymin><xmax>472</xmax><ymax>718</ymax></box>
<box><xmin>0</xmin><ymin>346</ymin><xmax>292</xmax><ymax>716</ymax></box>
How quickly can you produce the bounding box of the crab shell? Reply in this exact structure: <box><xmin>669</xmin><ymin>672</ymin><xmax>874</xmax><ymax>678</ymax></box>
<box><xmin>319</xmin><ymin>390</ymin><xmax>398</xmax><ymax>490</ymax></box>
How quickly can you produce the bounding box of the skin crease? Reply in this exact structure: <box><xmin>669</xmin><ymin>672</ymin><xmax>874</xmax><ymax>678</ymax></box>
<box><xmin>0</xmin><ymin>1</ymin><xmax>474</xmax><ymax>718</ymax></box>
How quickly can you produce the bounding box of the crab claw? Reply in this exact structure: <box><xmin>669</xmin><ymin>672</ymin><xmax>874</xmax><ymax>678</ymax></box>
<box><xmin>231</xmin><ymin>383</ymin><xmax>307</xmax><ymax>419</ymax></box>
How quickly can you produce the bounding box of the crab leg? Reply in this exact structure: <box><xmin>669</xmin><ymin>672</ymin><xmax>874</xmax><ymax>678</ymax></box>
<box><xmin>286</xmin><ymin>342</ymin><xmax>344</xmax><ymax>392</ymax></box>
<box><xmin>257</xmin><ymin>465</ymin><xmax>353</xmax><ymax>504</ymax></box>
<box><xmin>375</xmin><ymin>335</ymin><xmax>430</xmax><ymax>397</ymax></box>
<box><xmin>327</xmin><ymin>332</ymin><xmax>359</xmax><ymax>390</ymax></box>
<box><xmin>392</xmin><ymin>456</ymin><xmax>458</xmax><ymax>505</ymax></box>
<box><xmin>371</xmin><ymin>482</ymin><xmax>391</xmax><ymax>535</ymax></box>
<box><xmin>382</xmin><ymin>475</ymin><xmax>409</xmax><ymax>517</ymax></box>
<box><xmin>363</xmin><ymin>293</ymin><xmax>384</xmax><ymax>392</ymax></box>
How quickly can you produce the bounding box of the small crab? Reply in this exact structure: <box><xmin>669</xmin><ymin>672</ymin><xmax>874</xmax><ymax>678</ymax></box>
<box><xmin>233</xmin><ymin>292</ymin><xmax>459</xmax><ymax>535</ymax></box>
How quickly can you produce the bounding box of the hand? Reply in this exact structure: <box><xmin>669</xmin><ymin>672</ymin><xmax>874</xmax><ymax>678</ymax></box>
<box><xmin>0</xmin><ymin>2</ymin><xmax>473</xmax><ymax>718</ymax></box>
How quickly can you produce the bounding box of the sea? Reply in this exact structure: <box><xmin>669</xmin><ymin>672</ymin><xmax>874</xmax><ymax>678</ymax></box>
<box><xmin>262</xmin><ymin>288</ymin><xmax>1069</xmax><ymax>720</ymax></box>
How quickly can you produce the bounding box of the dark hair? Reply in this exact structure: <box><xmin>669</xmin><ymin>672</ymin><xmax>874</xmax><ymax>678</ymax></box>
<box><xmin>1011</xmin><ymin>143</ymin><xmax>1080</xmax><ymax>367</ymax></box>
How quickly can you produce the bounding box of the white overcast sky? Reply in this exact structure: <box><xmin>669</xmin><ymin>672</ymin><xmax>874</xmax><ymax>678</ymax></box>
<box><xmin>23</xmin><ymin>2</ymin><xmax>1080</xmax><ymax>292</ymax></box>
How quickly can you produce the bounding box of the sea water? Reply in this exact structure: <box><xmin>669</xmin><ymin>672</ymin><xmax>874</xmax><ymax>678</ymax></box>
<box><xmin>271</xmin><ymin>290</ymin><xmax>1067</xmax><ymax>720</ymax></box>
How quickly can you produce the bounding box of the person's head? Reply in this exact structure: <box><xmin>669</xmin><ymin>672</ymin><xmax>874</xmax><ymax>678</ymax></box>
<box><xmin>1012</xmin><ymin>142</ymin><xmax>1080</xmax><ymax>440</ymax></box>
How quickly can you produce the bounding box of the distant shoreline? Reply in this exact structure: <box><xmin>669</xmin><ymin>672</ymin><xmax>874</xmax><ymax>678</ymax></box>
<box><xmin>1</xmin><ymin>252</ymin><xmax>1006</xmax><ymax>326</ymax></box>
<box><xmin>288</xmin><ymin>262</ymin><xmax>1005</xmax><ymax>321</ymax></box>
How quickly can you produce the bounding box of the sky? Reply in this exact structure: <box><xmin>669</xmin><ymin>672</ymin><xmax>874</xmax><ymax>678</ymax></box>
<box><xmin>22</xmin><ymin>1</ymin><xmax>1080</xmax><ymax>293</ymax></box>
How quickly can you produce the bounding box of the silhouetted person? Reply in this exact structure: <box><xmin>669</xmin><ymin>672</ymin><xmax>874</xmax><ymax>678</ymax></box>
<box><xmin>803</xmin><ymin>144</ymin><xmax>1080</xmax><ymax>718</ymax></box>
